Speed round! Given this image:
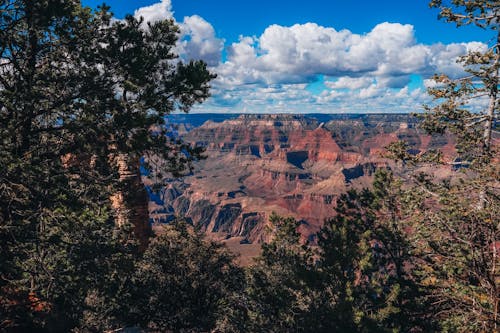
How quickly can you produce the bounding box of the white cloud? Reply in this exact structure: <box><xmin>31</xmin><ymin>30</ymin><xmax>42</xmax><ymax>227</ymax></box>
<box><xmin>325</xmin><ymin>77</ymin><xmax>373</xmax><ymax>90</ymax></box>
<box><xmin>359</xmin><ymin>84</ymin><xmax>380</xmax><ymax>99</ymax></box>
<box><xmin>395</xmin><ymin>86</ymin><xmax>410</xmax><ymax>98</ymax></box>
<box><xmin>131</xmin><ymin>1</ymin><xmax>488</xmax><ymax>113</ymax></box>
<box><xmin>227</xmin><ymin>36</ymin><xmax>257</xmax><ymax>65</ymax></box>
<box><xmin>428</xmin><ymin>42</ymin><xmax>487</xmax><ymax>79</ymax></box>
<box><xmin>134</xmin><ymin>0</ymin><xmax>173</xmax><ymax>23</ymax></box>
<box><xmin>133</xmin><ymin>1</ymin><xmax>224</xmax><ymax>66</ymax></box>
<box><xmin>215</xmin><ymin>21</ymin><xmax>487</xmax><ymax>89</ymax></box>
<box><xmin>376</xmin><ymin>75</ymin><xmax>411</xmax><ymax>88</ymax></box>
<box><xmin>423</xmin><ymin>78</ymin><xmax>441</xmax><ymax>89</ymax></box>
<box><xmin>180</xmin><ymin>15</ymin><xmax>224</xmax><ymax>66</ymax></box>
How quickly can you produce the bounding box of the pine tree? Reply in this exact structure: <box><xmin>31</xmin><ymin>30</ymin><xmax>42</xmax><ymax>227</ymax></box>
<box><xmin>0</xmin><ymin>1</ymin><xmax>214</xmax><ymax>330</ymax></box>
<box><xmin>316</xmin><ymin>172</ymin><xmax>434</xmax><ymax>332</ymax></box>
<box><xmin>101</xmin><ymin>13</ymin><xmax>213</xmax><ymax>243</ymax></box>
<box><xmin>243</xmin><ymin>214</ymin><xmax>317</xmax><ymax>332</ymax></box>
<box><xmin>240</xmin><ymin>176</ymin><xmax>434</xmax><ymax>332</ymax></box>
<box><xmin>128</xmin><ymin>220</ymin><xmax>244</xmax><ymax>332</ymax></box>
<box><xmin>426</xmin><ymin>0</ymin><xmax>498</xmax><ymax>157</ymax></box>
<box><xmin>386</xmin><ymin>2</ymin><xmax>499</xmax><ymax>331</ymax></box>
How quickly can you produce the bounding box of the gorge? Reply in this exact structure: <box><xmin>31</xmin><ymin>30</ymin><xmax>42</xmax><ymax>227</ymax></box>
<box><xmin>147</xmin><ymin>114</ymin><xmax>457</xmax><ymax>250</ymax></box>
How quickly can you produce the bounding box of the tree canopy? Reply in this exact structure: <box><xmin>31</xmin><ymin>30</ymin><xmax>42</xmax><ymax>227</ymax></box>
<box><xmin>0</xmin><ymin>1</ymin><xmax>214</xmax><ymax>330</ymax></box>
<box><xmin>387</xmin><ymin>1</ymin><xmax>499</xmax><ymax>331</ymax></box>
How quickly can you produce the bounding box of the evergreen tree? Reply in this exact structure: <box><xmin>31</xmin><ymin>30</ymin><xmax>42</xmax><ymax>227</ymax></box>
<box><xmin>387</xmin><ymin>1</ymin><xmax>499</xmax><ymax>331</ymax></box>
<box><xmin>424</xmin><ymin>1</ymin><xmax>498</xmax><ymax>166</ymax></box>
<box><xmin>241</xmin><ymin>173</ymin><xmax>434</xmax><ymax>333</ymax></box>
<box><xmin>315</xmin><ymin>172</ymin><xmax>434</xmax><ymax>333</ymax></box>
<box><xmin>0</xmin><ymin>1</ymin><xmax>214</xmax><ymax>331</ymax></box>
<box><xmin>128</xmin><ymin>220</ymin><xmax>244</xmax><ymax>332</ymax></box>
<box><xmin>244</xmin><ymin>214</ymin><xmax>317</xmax><ymax>332</ymax></box>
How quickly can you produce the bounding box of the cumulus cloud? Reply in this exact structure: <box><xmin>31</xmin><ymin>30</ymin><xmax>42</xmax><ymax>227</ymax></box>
<box><xmin>428</xmin><ymin>42</ymin><xmax>487</xmax><ymax>79</ymax></box>
<box><xmin>325</xmin><ymin>77</ymin><xmax>374</xmax><ymax>90</ymax></box>
<box><xmin>134</xmin><ymin>0</ymin><xmax>173</xmax><ymax>23</ymax></box>
<box><xmin>133</xmin><ymin>1</ymin><xmax>224</xmax><ymax>66</ymax></box>
<box><xmin>215</xmin><ymin>21</ymin><xmax>486</xmax><ymax>88</ymax></box>
<box><xmin>376</xmin><ymin>75</ymin><xmax>412</xmax><ymax>89</ymax></box>
<box><xmin>180</xmin><ymin>15</ymin><xmax>224</xmax><ymax>66</ymax></box>
<box><xmin>132</xmin><ymin>1</ymin><xmax>487</xmax><ymax>113</ymax></box>
<box><xmin>423</xmin><ymin>78</ymin><xmax>442</xmax><ymax>89</ymax></box>
<box><xmin>194</xmin><ymin>79</ymin><xmax>434</xmax><ymax>114</ymax></box>
<box><xmin>359</xmin><ymin>84</ymin><xmax>380</xmax><ymax>99</ymax></box>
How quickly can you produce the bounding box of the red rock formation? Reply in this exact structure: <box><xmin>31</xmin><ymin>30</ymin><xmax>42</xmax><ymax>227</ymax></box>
<box><xmin>152</xmin><ymin>114</ymin><xmax>457</xmax><ymax>244</ymax></box>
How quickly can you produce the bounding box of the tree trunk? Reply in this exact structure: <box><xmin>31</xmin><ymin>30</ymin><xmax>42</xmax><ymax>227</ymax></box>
<box><xmin>483</xmin><ymin>30</ymin><xmax>499</xmax><ymax>152</ymax></box>
<box><xmin>110</xmin><ymin>154</ymin><xmax>151</xmax><ymax>250</ymax></box>
<box><xmin>478</xmin><ymin>31</ymin><xmax>499</xmax><ymax>209</ymax></box>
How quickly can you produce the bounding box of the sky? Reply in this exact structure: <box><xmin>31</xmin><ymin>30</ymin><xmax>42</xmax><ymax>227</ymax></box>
<box><xmin>82</xmin><ymin>0</ymin><xmax>494</xmax><ymax>114</ymax></box>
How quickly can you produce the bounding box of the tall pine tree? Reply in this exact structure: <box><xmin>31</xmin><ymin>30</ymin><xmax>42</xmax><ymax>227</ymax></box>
<box><xmin>0</xmin><ymin>1</ymin><xmax>214</xmax><ymax>330</ymax></box>
<box><xmin>388</xmin><ymin>1</ymin><xmax>499</xmax><ymax>331</ymax></box>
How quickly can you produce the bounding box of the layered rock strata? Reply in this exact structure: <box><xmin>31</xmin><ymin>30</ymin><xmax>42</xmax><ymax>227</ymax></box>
<box><xmin>151</xmin><ymin>114</ymin><xmax>455</xmax><ymax>243</ymax></box>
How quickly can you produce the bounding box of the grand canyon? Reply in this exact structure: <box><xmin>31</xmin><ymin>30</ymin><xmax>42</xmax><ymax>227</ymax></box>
<box><xmin>149</xmin><ymin>114</ymin><xmax>456</xmax><ymax>256</ymax></box>
<box><xmin>3</xmin><ymin>1</ymin><xmax>498</xmax><ymax>331</ymax></box>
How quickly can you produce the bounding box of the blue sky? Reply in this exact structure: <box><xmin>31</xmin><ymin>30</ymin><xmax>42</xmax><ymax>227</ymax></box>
<box><xmin>83</xmin><ymin>0</ymin><xmax>493</xmax><ymax>113</ymax></box>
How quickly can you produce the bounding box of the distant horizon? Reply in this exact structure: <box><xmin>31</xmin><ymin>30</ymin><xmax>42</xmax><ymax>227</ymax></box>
<box><xmin>171</xmin><ymin>112</ymin><xmax>415</xmax><ymax>115</ymax></box>
<box><xmin>170</xmin><ymin>111</ymin><xmax>421</xmax><ymax>116</ymax></box>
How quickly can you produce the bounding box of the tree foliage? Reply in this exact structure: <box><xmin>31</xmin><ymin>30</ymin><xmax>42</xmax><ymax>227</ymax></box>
<box><xmin>386</xmin><ymin>1</ymin><xmax>499</xmax><ymax>331</ymax></box>
<box><xmin>1</xmin><ymin>1</ymin><xmax>497</xmax><ymax>332</ymax></box>
<box><xmin>125</xmin><ymin>221</ymin><xmax>244</xmax><ymax>333</ymax></box>
<box><xmin>0</xmin><ymin>1</ymin><xmax>214</xmax><ymax>331</ymax></box>
<box><xmin>243</xmin><ymin>214</ymin><xmax>317</xmax><ymax>332</ymax></box>
<box><xmin>425</xmin><ymin>0</ymin><xmax>498</xmax><ymax>162</ymax></box>
<box><xmin>238</xmin><ymin>171</ymin><xmax>434</xmax><ymax>333</ymax></box>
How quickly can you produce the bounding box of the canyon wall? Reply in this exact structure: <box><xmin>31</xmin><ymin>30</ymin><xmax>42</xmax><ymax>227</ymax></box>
<box><xmin>151</xmin><ymin>114</ymin><xmax>455</xmax><ymax>243</ymax></box>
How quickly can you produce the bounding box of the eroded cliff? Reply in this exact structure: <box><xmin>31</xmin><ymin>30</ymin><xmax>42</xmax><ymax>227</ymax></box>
<box><xmin>150</xmin><ymin>114</ymin><xmax>455</xmax><ymax>243</ymax></box>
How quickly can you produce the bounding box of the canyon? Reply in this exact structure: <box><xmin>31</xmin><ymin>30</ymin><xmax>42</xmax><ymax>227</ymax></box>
<box><xmin>148</xmin><ymin>114</ymin><xmax>457</xmax><ymax>254</ymax></box>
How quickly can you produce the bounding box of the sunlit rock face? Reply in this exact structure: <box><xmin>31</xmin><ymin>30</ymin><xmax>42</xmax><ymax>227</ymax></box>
<box><xmin>150</xmin><ymin>114</ymin><xmax>455</xmax><ymax>243</ymax></box>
